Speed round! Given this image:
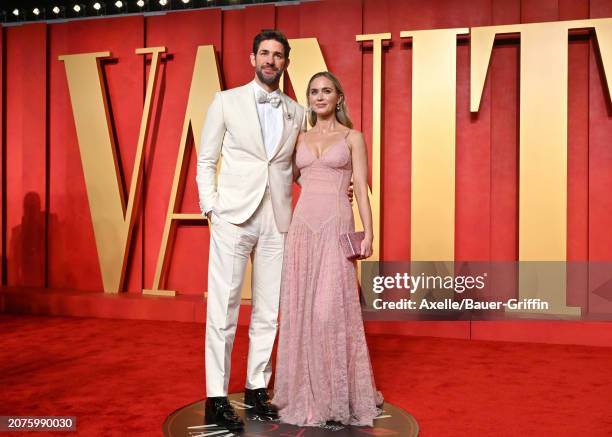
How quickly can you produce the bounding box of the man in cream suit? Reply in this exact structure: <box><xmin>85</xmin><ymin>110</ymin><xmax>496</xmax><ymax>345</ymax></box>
<box><xmin>196</xmin><ymin>30</ymin><xmax>304</xmax><ymax>431</ymax></box>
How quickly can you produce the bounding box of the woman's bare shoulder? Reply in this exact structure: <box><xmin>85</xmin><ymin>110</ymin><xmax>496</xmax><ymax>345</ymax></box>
<box><xmin>345</xmin><ymin>129</ymin><xmax>365</xmax><ymax>147</ymax></box>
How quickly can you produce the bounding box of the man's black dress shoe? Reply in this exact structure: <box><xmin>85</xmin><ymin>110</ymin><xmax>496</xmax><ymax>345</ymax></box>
<box><xmin>204</xmin><ymin>396</ymin><xmax>244</xmax><ymax>431</ymax></box>
<box><xmin>244</xmin><ymin>388</ymin><xmax>279</xmax><ymax>417</ymax></box>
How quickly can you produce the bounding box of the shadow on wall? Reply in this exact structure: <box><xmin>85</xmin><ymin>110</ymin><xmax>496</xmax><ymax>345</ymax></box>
<box><xmin>8</xmin><ymin>192</ymin><xmax>45</xmax><ymax>287</ymax></box>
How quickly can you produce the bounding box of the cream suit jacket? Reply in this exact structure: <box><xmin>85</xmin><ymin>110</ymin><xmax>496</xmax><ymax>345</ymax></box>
<box><xmin>196</xmin><ymin>83</ymin><xmax>306</xmax><ymax>233</ymax></box>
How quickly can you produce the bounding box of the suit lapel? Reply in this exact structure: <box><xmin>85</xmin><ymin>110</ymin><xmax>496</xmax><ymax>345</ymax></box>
<box><xmin>270</xmin><ymin>93</ymin><xmax>296</xmax><ymax>160</ymax></box>
<box><xmin>242</xmin><ymin>84</ymin><xmax>267</xmax><ymax>159</ymax></box>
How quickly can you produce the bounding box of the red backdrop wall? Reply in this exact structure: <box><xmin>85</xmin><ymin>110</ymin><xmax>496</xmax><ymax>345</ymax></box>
<box><xmin>2</xmin><ymin>0</ymin><xmax>612</xmax><ymax>341</ymax></box>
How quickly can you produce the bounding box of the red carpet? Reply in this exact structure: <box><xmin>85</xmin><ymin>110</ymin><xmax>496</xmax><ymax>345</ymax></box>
<box><xmin>1</xmin><ymin>314</ymin><xmax>611</xmax><ymax>436</ymax></box>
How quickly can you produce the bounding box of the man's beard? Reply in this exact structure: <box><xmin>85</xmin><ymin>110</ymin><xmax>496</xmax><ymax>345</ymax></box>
<box><xmin>256</xmin><ymin>65</ymin><xmax>283</xmax><ymax>86</ymax></box>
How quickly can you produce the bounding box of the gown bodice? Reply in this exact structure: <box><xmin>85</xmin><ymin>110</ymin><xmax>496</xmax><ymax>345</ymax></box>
<box><xmin>293</xmin><ymin>139</ymin><xmax>354</xmax><ymax>233</ymax></box>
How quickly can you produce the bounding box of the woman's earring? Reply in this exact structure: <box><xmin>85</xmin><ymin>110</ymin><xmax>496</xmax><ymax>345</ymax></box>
<box><xmin>336</xmin><ymin>103</ymin><xmax>341</xmax><ymax>111</ymax></box>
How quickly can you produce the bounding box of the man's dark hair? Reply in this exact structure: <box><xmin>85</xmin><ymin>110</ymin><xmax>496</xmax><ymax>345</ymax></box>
<box><xmin>252</xmin><ymin>29</ymin><xmax>291</xmax><ymax>59</ymax></box>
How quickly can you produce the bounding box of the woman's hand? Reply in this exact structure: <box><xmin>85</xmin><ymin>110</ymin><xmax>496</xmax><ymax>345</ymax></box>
<box><xmin>359</xmin><ymin>234</ymin><xmax>373</xmax><ymax>259</ymax></box>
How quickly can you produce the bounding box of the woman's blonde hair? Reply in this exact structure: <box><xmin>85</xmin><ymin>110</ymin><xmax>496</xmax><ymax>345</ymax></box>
<box><xmin>306</xmin><ymin>71</ymin><xmax>353</xmax><ymax>129</ymax></box>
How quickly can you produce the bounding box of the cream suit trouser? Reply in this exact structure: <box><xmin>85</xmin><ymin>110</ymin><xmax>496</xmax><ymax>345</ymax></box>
<box><xmin>205</xmin><ymin>191</ymin><xmax>285</xmax><ymax>397</ymax></box>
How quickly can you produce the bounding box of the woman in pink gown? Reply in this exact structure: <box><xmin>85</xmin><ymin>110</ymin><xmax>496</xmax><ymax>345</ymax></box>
<box><xmin>273</xmin><ymin>72</ymin><xmax>383</xmax><ymax>427</ymax></box>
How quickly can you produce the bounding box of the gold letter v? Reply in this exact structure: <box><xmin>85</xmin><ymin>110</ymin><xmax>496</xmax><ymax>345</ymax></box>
<box><xmin>59</xmin><ymin>47</ymin><xmax>165</xmax><ymax>293</ymax></box>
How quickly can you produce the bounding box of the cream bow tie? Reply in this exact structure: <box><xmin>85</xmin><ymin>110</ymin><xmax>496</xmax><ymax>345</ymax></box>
<box><xmin>257</xmin><ymin>91</ymin><xmax>281</xmax><ymax>108</ymax></box>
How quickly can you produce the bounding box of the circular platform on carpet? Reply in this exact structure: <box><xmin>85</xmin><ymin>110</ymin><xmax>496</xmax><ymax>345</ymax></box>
<box><xmin>163</xmin><ymin>392</ymin><xmax>419</xmax><ymax>436</ymax></box>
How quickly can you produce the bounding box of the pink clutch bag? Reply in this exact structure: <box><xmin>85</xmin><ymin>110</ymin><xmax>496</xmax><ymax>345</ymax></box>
<box><xmin>339</xmin><ymin>231</ymin><xmax>365</xmax><ymax>259</ymax></box>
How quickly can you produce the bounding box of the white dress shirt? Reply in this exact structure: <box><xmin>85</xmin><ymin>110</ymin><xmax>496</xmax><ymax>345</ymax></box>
<box><xmin>252</xmin><ymin>81</ymin><xmax>283</xmax><ymax>159</ymax></box>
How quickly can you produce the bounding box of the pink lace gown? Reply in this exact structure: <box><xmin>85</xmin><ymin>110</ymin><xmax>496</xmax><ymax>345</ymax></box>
<box><xmin>273</xmin><ymin>137</ymin><xmax>383</xmax><ymax>427</ymax></box>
